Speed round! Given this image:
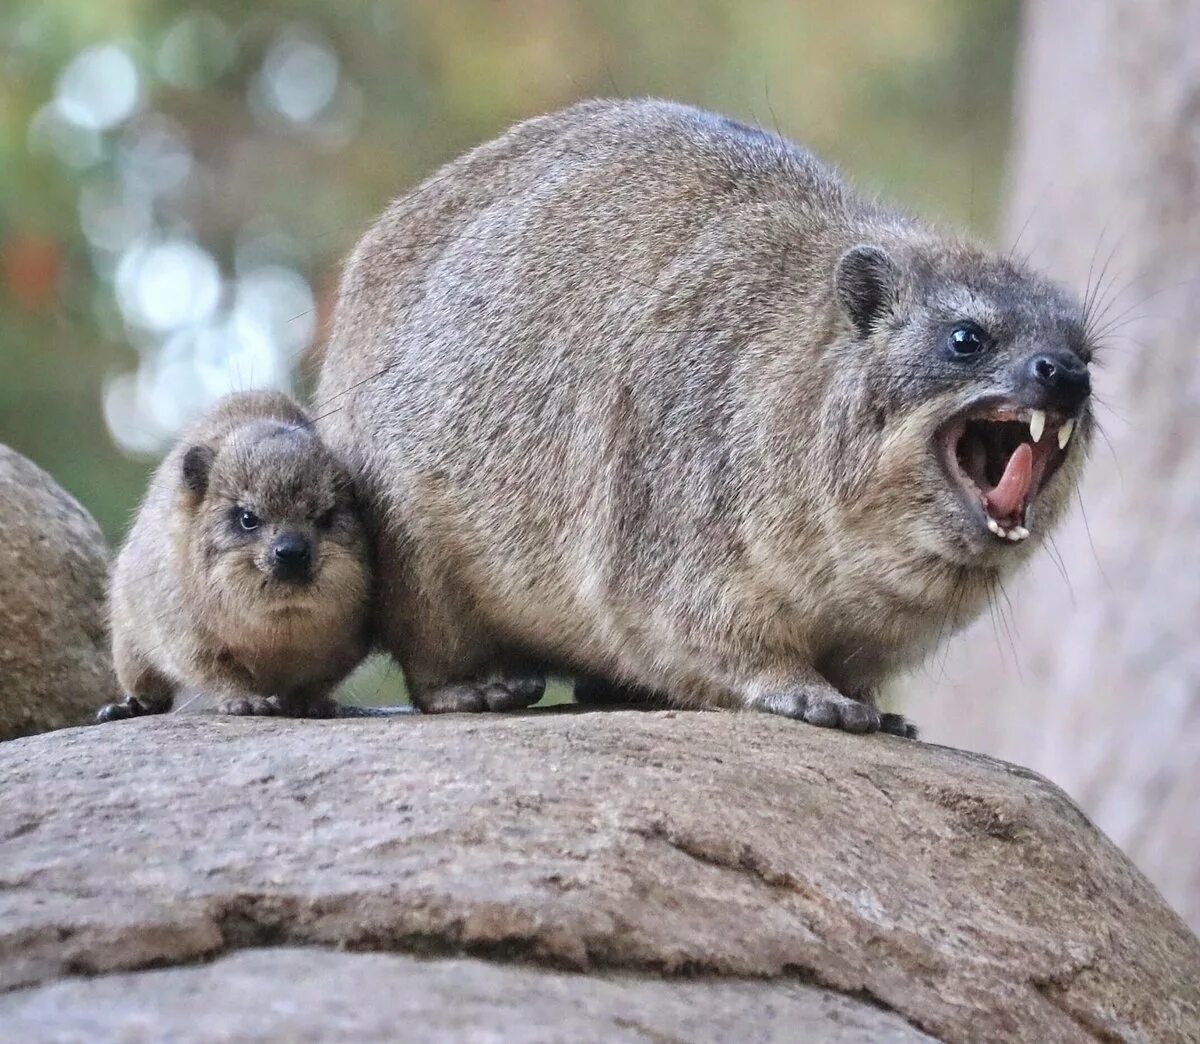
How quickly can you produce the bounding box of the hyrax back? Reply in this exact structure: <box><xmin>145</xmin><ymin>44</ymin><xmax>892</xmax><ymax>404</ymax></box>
<box><xmin>100</xmin><ymin>391</ymin><xmax>371</xmax><ymax>721</ymax></box>
<box><xmin>317</xmin><ymin>99</ymin><xmax>1093</xmax><ymax>734</ymax></box>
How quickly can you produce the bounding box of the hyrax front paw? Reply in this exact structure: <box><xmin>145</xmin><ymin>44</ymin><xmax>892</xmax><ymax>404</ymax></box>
<box><xmin>95</xmin><ymin>695</ymin><xmax>170</xmax><ymax>724</ymax></box>
<box><xmin>754</xmin><ymin>686</ymin><xmax>887</xmax><ymax>734</ymax></box>
<box><xmin>415</xmin><ymin>674</ymin><xmax>546</xmax><ymax>713</ymax></box>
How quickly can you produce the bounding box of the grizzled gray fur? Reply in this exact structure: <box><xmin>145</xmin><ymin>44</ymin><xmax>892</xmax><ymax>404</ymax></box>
<box><xmin>317</xmin><ymin>99</ymin><xmax>1092</xmax><ymax>735</ymax></box>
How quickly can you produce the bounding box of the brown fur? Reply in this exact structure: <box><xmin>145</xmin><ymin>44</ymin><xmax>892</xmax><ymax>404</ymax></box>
<box><xmin>317</xmin><ymin>99</ymin><xmax>1093</xmax><ymax>733</ymax></box>
<box><xmin>100</xmin><ymin>391</ymin><xmax>371</xmax><ymax>721</ymax></box>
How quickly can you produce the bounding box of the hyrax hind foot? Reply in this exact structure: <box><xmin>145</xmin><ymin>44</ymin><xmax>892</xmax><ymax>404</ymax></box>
<box><xmin>752</xmin><ymin>685</ymin><xmax>917</xmax><ymax>738</ymax></box>
<box><xmin>217</xmin><ymin>694</ymin><xmax>340</xmax><ymax>718</ymax></box>
<box><xmin>414</xmin><ymin>674</ymin><xmax>546</xmax><ymax>714</ymax></box>
<box><xmin>219</xmin><ymin>694</ymin><xmax>283</xmax><ymax>717</ymax></box>
<box><xmin>95</xmin><ymin>695</ymin><xmax>171</xmax><ymax>724</ymax></box>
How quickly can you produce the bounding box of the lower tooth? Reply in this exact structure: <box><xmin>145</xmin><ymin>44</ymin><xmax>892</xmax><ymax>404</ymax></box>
<box><xmin>987</xmin><ymin>519</ymin><xmax>1002</xmax><ymax>536</ymax></box>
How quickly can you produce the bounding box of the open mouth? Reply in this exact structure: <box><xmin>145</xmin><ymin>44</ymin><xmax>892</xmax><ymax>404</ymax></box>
<box><xmin>941</xmin><ymin>405</ymin><xmax>1077</xmax><ymax>542</ymax></box>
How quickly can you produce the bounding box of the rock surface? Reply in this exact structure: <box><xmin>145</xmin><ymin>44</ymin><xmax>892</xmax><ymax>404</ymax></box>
<box><xmin>1</xmin><ymin>710</ymin><xmax>1198</xmax><ymax>1043</ymax></box>
<box><xmin>0</xmin><ymin>444</ymin><xmax>117</xmax><ymax>740</ymax></box>
<box><xmin>0</xmin><ymin>948</ymin><xmax>932</xmax><ymax>1043</ymax></box>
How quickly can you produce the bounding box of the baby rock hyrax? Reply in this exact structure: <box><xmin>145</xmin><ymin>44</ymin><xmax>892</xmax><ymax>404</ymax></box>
<box><xmin>317</xmin><ymin>99</ymin><xmax>1094</xmax><ymax>735</ymax></box>
<box><xmin>98</xmin><ymin>391</ymin><xmax>371</xmax><ymax>721</ymax></box>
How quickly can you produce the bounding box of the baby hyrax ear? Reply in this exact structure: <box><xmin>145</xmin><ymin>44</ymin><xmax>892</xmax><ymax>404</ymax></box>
<box><xmin>835</xmin><ymin>244</ymin><xmax>900</xmax><ymax>337</ymax></box>
<box><xmin>180</xmin><ymin>445</ymin><xmax>216</xmax><ymax>499</ymax></box>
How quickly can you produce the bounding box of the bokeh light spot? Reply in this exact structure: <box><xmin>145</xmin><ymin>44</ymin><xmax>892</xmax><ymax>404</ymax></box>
<box><xmin>55</xmin><ymin>44</ymin><xmax>140</xmax><ymax>133</ymax></box>
<box><xmin>115</xmin><ymin>238</ymin><xmax>222</xmax><ymax>334</ymax></box>
<box><xmin>256</xmin><ymin>31</ymin><xmax>340</xmax><ymax>125</ymax></box>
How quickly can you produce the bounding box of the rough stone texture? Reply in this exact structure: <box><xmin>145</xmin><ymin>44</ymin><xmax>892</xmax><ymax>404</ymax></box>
<box><xmin>0</xmin><ymin>948</ymin><xmax>933</xmax><ymax>1044</ymax></box>
<box><xmin>0</xmin><ymin>444</ymin><xmax>118</xmax><ymax>740</ymax></box>
<box><xmin>1</xmin><ymin>711</ymin><xmax>1198</xmax><ymax>1043</ymax></box>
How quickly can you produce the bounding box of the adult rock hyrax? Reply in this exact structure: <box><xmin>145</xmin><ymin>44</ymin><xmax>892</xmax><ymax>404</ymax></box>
<box><xmin>98</xmin><ymin>391</ymin><xmax>371</xmax><ymax>721</ymax></box>
<box><xmin>317</xmin><ymin>99</ymin><xmax>1093</xmax><ymax>735</ymax></box>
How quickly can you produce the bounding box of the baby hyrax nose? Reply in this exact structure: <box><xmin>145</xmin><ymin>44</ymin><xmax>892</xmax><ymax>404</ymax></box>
<box><xmin>1025</xmin><ymin>350</ymin><xmax>1090</xmax><ymax>413</ymax></box>
<box><xmin>270</xmin><ymin>531</ymin><xmax>312</xmax><ymax>581</ymax></box>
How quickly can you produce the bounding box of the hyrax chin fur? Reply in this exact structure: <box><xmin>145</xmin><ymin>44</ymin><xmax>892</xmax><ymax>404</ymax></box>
<box><xmin>98</xmin><ymin>391</ymin><xmax>372</xmax><ymax>723</ymax></box>
<box><xmin>317</xmin><ymin>99</ymin><xmax>1094</xmax><ymax>736</ymax></box>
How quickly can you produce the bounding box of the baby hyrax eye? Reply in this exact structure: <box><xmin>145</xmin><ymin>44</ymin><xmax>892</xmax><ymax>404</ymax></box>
<box><xmin>315</xmin><ymin>506</ymin><xmax>336</xmax><ymax>530</ymax></box>
<box><xmin>947</xmin><ymin>322</ymin><xmax>991</xmax><ymax>359</ymax></box>
<box><xmin>235</xmin><ymin>508</ymin><xmax>261</xmax><ymax>532</ymax></box>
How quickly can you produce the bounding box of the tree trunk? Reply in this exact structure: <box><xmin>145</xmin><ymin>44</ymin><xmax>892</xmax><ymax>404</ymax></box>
<box><xmin>910</xmin><ymin>0</ymin><xmax>1200</xmax><ymax>929</ymax></box>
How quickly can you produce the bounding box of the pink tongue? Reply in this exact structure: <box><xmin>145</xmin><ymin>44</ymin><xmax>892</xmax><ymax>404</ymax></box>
<box><xmin>985</xmin><ymin>443</ymin><xmax>1033</xmax><ymax>520</ymax></box>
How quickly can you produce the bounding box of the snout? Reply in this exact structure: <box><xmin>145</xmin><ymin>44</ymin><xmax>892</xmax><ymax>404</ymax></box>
<box><xmin>1022</xmin><ymin>350</ymin><xmax>1090</xmax><ymax>413</ymax></box>
<box><xmin>269</xmin><ymin>531</ymin><xmax>313</xmax><ymax>583</ymax></box>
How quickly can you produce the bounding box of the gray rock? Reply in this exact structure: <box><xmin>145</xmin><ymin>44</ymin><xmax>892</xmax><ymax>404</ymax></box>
<box><xmin>0</xmin><ymin>444</ymin><xmax>117</xmax><ymax>740</ymax></box>
<box><xmin>1</xmin><ymin>711</ymin><xmax>1198</xmax><ymax>1042</ymax></box>
<box><xmin>0</xmin><ymin>948</ymin><xmax>933</xmax><ymax>1044</ymax></box>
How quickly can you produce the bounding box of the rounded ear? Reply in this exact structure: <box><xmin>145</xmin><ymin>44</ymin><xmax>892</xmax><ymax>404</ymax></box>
<box><xmin>834</xmin><ymin>244</ymin><xmax>899</xmax><ymax>336</ymax></box>
<box><xmin>180</xmin><ymin>445</ymin><xmax>215</xmax><ymax>499</ymax></box>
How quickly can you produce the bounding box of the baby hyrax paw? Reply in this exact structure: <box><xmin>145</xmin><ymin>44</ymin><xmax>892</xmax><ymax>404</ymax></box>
<box><xmin>95</xmin><ymin>695</ymin><xmax>170</xmax><ymax>724</ymax></box>
<box><xmin>416</xmin><ymin>674</ymin><xmax>546</xmax><ymax>713</ymax></box>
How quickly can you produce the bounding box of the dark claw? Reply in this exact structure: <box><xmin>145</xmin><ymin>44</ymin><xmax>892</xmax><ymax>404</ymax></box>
<box><xmin>95</xmin><ymin>701</ymin><xmax>134</xmax><ymax>724</ymax></box>
<box><xmin>94</xmin><ymin>697</ymin><xmax>163</xmax><ymax>724</ymax></box>
<box><xmin>879</xmin><ymin>712</ymin><xmax>919</xmax><ymax>739</ymax></box>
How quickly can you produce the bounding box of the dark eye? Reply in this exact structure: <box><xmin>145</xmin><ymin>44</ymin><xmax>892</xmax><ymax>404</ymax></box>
<box><xmin>315</xmin><ymin>507</ymin><xmax>336</xmax><ymax>530</ymax></box>
<box><xmin>236</xmin><ymin>509</ymin><xmax>261</xmax><ymax>532</ymax></box>
<box><xmin>948</xmin><ymin>323</ymin><xmax>990</xmax><ymax>358</ymax></box>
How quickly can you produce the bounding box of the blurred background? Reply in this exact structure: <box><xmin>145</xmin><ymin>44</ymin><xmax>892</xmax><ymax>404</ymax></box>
<box><xmin>2</xmin><ymin>1</ymin><xmax>1197</xmax><ymax>929</ymax></box>
<box><xmin>0</xmin><ymin>0</ymin><xmax>1017</xmax><ymax>538</ymax></box>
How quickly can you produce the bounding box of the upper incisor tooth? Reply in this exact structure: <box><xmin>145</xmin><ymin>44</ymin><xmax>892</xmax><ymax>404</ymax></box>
<box><xmin>1029</xmin><ymin>409</ymin><xmax>1046</xmax><ymax>443</ymax></box>
<box><xmin>1058</xmin><ymin>418</ymin><xmax>1075</xmax><ymax>449</ymax></box>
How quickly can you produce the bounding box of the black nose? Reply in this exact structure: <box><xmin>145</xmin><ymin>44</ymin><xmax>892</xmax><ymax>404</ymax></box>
<box><xmin>270</xmin><ymin>533</ymin><xmax>312</xmax><ymax>580</ymax></box>
<box><xmin>1025</xmin><ymin>350</ymin><xmax>1091</xmax><ymax>411</ymax></box>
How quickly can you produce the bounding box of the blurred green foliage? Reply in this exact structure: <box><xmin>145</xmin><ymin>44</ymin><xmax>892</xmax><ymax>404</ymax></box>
<box><xmin>0</xmin><ymin>0</ymin><xmax>1019</xmax><ymax>703</ymax></box>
